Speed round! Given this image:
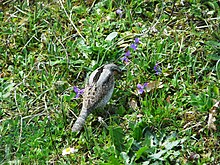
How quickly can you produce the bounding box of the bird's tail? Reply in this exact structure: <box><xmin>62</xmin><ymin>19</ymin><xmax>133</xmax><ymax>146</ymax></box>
<box><xmin>72</xmin><ymin>108</ymin><xmax>90</xmax><ymax>132</ymax></box>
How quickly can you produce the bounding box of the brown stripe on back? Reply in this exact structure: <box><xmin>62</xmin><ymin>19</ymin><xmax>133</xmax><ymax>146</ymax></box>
<box><xmin>92</xmin><ymin>66</ymin><xmax>104</xmax><ymax>83</ymax></box>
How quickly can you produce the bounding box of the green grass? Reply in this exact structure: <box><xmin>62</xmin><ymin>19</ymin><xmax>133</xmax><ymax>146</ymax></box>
<box><xmin>0</xmin><ymin>0</ymin><xmax>219</xmax><ymax>164</ymax></box>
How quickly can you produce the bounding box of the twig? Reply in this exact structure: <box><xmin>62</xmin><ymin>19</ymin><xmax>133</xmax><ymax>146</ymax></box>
<box><xmin>15</xmin><ymin>116</ymin><xmax>23</xmax><ymax>153</ymax></box>
<box><xmin>58</xmin><ymin>0</ymin><xmax>86</xmax><ymax>42</ymax></box>
<box><xmin>22</xmin><ymin>34</ymin><xmax>36</xmax><ymax>51</ymax></box>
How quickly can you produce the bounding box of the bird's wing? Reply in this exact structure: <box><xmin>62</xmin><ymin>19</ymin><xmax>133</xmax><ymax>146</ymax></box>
<box><xmin>82</xmin><ymin>80</ymin><xmax>113</xmax><ymax>112</ymax></box>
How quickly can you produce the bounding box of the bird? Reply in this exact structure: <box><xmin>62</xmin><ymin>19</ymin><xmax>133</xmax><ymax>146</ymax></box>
<box><xmin>72</xmin><ymin>63</ymin><xmax>121</xmax><ymax>132</ymax></box>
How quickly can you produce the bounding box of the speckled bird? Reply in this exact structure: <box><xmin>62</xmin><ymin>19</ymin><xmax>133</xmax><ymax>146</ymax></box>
<box><xmin>72</xmin><ymin>63</ymin><xmax>121</xmax><ymax>132</ymax></box>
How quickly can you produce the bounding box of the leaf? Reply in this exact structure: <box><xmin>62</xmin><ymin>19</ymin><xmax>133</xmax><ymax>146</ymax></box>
<box><xmin>135</xmin><ymin>146</ymin><xmax>148</xmax><ymax>160</ymax></box>
<box><xmin>208</xmin><ymin>54</ymin><xmax>220</xmax><ymax>61</ymax></box>
<box><xmin>166</xmin><ymin>95</ymin><xmax>171</xmax><ymax>104</ymax></box>
<box><xmin>120</xmin><ymin>152</ymin><xmax>130</xmax><ymax>165</ymax></box>
<box><xmin>146</xmin><ymin>81</ymin><xmax>163</xmax><ymax>92</ymax></box>
<box><xmin>128</xmin><ymin>98</ymin><xmax>138</xmax><ymax>110</ymax></box>
<box><xmin>206</xmin><ymin>40</ymin><xmax>220</xmax><ymax>47</ymax></box>
<box><xmin>162</xmin><ymin>139</ymin><xmax>181</xmax><ymax>150</ymax></box>
<box><xmin>1</xmin><ymin>83</ymin><xmax>16</xmax><ymax>98</ymax></box>
<box><xmin>133</xmin><ymin>122</ymin><xmax>144</xmax><ymax>141</ymax></box>
<box><xmin>143</xmin><ymin>129</ymin><xmax>155</xmax><ymax>147</ymax></box>
<box><xmin>142</xmin><ymin>161</ymin><xmax>151</xmax><ymax>165</ymax></box>
<box><xmin>117</xmin><ymin>105</ymin><xmax>126</xmax><ymax>116</ymax></box>
<box><xmin>188</xmin><ymin>152</ymin><xmax>200</xmax><ymax>161</ymax></box>
<box><xmin>105</xmin><ymin>32</ymin><xmax>118</xmax><ymax>41</ymax></box>
<box><xmin>213</xmin><ymin>86</ymin><xmax>219</xmax><ymax>96</ymax></box>
<box><xmin>124</xmin><ymin>137</ymin><xmax>134</xmax><ymax>153</ymax></box>
<box><xmin>108</xmin><ymin>155</ymin><xmax>122</xmax><ymax>165</ymax></box>
<box><xmin>207</xmin><ymin>101</ymin><xmax>219</xmax><ymax>130</ymax></box>
<box><xmin>18</xmin><ymin>18</ymin><xmax>28</xmax><ymax>25</ymax></box>
<box><xmin>149</xmin><ymin>150</ymin><xmax>166</xmax><ymax>160</ymax></box>
<box><xmin>109</xmin><ymin>126</ymin><xmax>125</xmax><ymax>153</ymax></box>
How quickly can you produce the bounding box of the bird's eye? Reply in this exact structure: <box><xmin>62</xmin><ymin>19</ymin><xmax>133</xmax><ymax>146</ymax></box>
<box><xmin>113</xmin><ymin>71</ymin><xmax>119</xmax><ymax>75</ymax></box>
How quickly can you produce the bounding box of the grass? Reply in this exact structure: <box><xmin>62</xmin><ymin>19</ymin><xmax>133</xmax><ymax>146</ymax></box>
<box><xmin>0</xmin><ymin>0</ymin><xmax>220</xmax><ymax>164</ymax></box>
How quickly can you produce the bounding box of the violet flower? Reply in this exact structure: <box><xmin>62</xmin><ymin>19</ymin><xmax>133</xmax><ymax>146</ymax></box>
<box><xmin>121</xmin><ymin>50</ymin><xmax>131</xmax><ymax>62</ymax></box>
<box><xmin>124</xmin><ymin>50</ymin><xmax>130</xmax><ymax>57</ymax></box>
<box><xmin>121</xmin><ymin>56</ymin><xmax>129</xmax><ymax>62</ymax></box>
<box><xmin>130</xmin><ymin>44</ymin><xmax>137</xmax><ymax>51</ymax></box>
<box><xmin>121</xmin><ymin>38</ymin><xmax>140</xmax><ymax>63</ymax></box>
<box><xmin>116</xmin><ymin>9</ymin><xmax>123</xmax><ymax>18</ymax></box>
<box><xmin>134</xmin><ymin>38</ymin><xmax>140</xmax><ymax>44</ymax></box>
<box><xmin>154</xmin><ymin>63</ymin><xmax>162</xmax><ymax>75</ymax></box>
<box><xmin>73</xmin><ymin>86</ymin><xmax>84</xmax><ymax>98</ymax></box>
<box><xmin>137</xmin><ymin>83</ymin><xmax>148</xmax><ymax>94</ymax></box>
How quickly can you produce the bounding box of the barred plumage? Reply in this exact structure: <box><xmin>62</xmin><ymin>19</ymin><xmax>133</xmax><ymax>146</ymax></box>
<box><xmin>72</xmin><ymin>64</ymin><xmax>121</xmax><ymax>132</ymax></box>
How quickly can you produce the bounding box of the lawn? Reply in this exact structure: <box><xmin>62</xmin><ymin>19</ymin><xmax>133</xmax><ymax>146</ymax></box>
<box><xmin>0</xmin><ymin>0</ymin><xmax>220</xmax><ymax>164</ymax></box>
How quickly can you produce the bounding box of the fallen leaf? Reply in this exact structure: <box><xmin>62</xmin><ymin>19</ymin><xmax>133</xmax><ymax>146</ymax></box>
<box><xmin>129</xmin><ymin>98</ymin><xmax>138</xmax><ymax>110</ymax></box>
<box><xmin>137</xmin><ymin>114</ymin><xmax>143</xmax><ymax>118</ymax></box>
<box><xmin>207</xmin><ymin>101</ymin><xmax>219</xmax><ymax>130</ymax></box>
<box><xmin>105</xmin><ymin>32</ymin><xmax>118</xmax><ymax>41</ymax></box>
<box><xmin>166</xmin><ymin>95</ymin><xmax>171</xmax><ymax>104</ymax></box>
<box><xmin>188</xmin><ymin>153</ymin><xmax>200</xmax><ymax>161</ymax></box>
<box><xmin>0</xmin><ymin>72</ymin><xmax>6</xmax><ymax>78</ymax></box>
<box><xmin>201</xmin><ymin>151</ymin><xmax>212</xmax><ymax>159</ymax></box>
<box><xmin>146</xmin><ymin>81</ymin><xmax>163</xmax><ymax>92</ymax></box>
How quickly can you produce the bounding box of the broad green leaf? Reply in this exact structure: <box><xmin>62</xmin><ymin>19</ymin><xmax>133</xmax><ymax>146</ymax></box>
<box><xmin>109</xmin><ymin>126</ymin><xmax>125</xmax><ymax>153</ymax></box>
<box><xmin>133</xmin><ymin>125</ymin><xmax>142</xmax><ymax>141</ymax></box>
<box><xmin>206</xmin><ymin>40</ymin><xmax>220</xmax><ymax>47</ymax></box>
<box><xmin>124</xmin><ymin>137</ymin><xmax>134</xmax><ymax>153</ymax></box>
<box><xmin>208</xmin><ymin>54</ymin><xmax>220</xmax><ymax>61</ymax></box>
<box><xmin>162</xmin><ymin>139</ymin><xmax>181</xmax><ymax>150</ymax></box>
<box><xmin>135</xmin><ymin>146</ymin><xmax>148</xmax><ymax>160</ymax></box>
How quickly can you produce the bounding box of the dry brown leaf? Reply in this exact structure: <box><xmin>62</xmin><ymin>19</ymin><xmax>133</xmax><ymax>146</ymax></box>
<box><xmin>137</xmin><ymin>114</ymin><xmax>143</xmax><ymax>118</ymax></box>
<box><xmin>166</xmin><ymin>95</ymin><xmax>171</xmax><ymax>104</ymax></box>
<box><xmin>146</xmin><ymin>81</ymin><xmax>163</xmax><ymax>92</ymax></box>
<box><xmin>0</xmin><ymin>72</ymin><xmax>5</xmax><ymax>78</ymax></box>
<box><xmin>18</xmin><ymin>18</ymin><xmax>28</xmax><ymax>26</ymax></box>
<box><xmin>207</xmin><ymin>101</ymin><xmax>219</xmax><ymax>130</ymax></box>
<box><xmin>188</xmin><ymin>153</ymin><xmax>200</xmax><ymax>161</ymax></box>
<box><xmin>129</xmin><ymin>98</ymin><xmax>138</xmax><ymax>110</ymax></box>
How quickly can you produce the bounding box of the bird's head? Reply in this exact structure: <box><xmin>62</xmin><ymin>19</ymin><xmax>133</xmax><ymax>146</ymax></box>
<box><xmin>88</xmin><ymin>63</ymin><xmax>121</xmax><ymax>85</ymax></box>
<box><xmin>104</xmin><ymin>63</ymin><xmax>121</xmax><ymax>75</ymax></box>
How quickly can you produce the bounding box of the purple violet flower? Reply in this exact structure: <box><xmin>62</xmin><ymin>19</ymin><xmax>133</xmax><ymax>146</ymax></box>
<box><xmin>134</xmin><ymin>38</ymin><xmax>140</xmax><ymax>44</ymax></box>
<box><xmin>116</xmin><ymin>9</ymin><xmax>123</xmax><ymax>18</ymax></box>
<box><xmin>121</xmin><ymin>50</ymin><xmax>131</xmax><ymax>62</ymax></box>
<box><xmin>130</xmin><ymin>44</ymin><xmax>137</xmax><ymax>51</ymax></box>
<box><xmin>121</xmin><ymin>56</ymin><xmax>129</xmax><ymax>62</ymax></box>
<box><xmin>154</xmin><ymin>63</ymin><xmax>162</xmax><ymax>75</ymax></box>
<box><xmin>124</xmin><ymin>50</ymin><xmax>130</xmax><ymax>57</ymax></box>
<box><xmin>137</xmin><ymin>83</ymin><xmax>148</xmax><ymax>94</ymax></box>
<box><xmin>73</xmin><ymin>86</ymin><xmax>84</xmax><ymax>98</ymax></box>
